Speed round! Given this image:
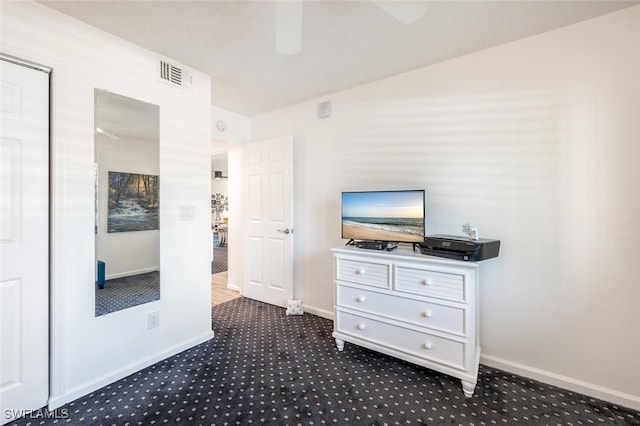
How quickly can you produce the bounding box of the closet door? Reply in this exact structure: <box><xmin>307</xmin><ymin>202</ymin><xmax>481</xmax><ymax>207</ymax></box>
<box><xmin>0</xmin><ymin>57</ymin><xmax>50</xmax><ymax>424</ymax></box>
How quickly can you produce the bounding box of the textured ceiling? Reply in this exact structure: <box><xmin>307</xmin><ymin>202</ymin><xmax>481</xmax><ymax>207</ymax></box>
<box><xmin>95</xmin><ymin>89</ymin><xmax>159</xmax><ymax>142</ymax></box>
<box><xmin>40</xmin><ymin>0</ymin><xmax>638</xmax><ymax>117</ymax></box>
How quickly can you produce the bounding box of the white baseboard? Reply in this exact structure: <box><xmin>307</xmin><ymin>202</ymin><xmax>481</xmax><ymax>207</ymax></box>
<box><xmin>48</xmin><ymin>331</ymin><xmax>214</xmax><ymax>410</ymax></box>
<box><xmin>227</xmin><ymin>283</ymin><xmax>240</xmax><ymax>292</ymax></box>
<box><xmin>480</xmin><ymin>354</ymin><xmax>640</xmax><ymax>411</ymax></box>
<box><xmin>302</xmin><ymin>304</ymin><xmax>333</xmax><ymax>320</ymax></box>
<box><xmin>106</xmin><ymin>267</ymin><xmax>159</xmax><ymax>280</ymax></box>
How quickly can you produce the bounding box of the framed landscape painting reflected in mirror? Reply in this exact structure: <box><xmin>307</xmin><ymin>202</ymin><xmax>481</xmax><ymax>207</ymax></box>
<box><xmin>108</xmin><ymin>171</ymin><xmax>159</xmax><ymax>233</ymax></box>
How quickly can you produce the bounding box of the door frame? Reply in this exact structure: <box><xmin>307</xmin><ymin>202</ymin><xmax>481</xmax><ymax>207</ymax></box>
<box><xmin>0</xmin><ymin>48</ymin><xmax>66</xmax><ymax>411</ymax></box>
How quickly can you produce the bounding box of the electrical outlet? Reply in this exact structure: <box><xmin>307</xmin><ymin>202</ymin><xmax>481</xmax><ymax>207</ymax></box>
<box><xmin>148</xmin><ymin>311</ymin><xmax>160</xmax><ymax>329</ymax></box>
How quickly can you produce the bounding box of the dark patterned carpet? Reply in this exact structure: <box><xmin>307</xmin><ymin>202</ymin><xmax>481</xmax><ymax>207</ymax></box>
<box><xmin>94</xmin><ymin>271</ymin><xmax>160</xmax><ymax>316</ymax></box>
<box><xmin>211</xmin><ymin>234</ymin><xmax>228</xmax><ymax>274</ymax></box>
<box><xmin>11</xmin><ymin>297</ymin><xmax>640</xmax><ymax>425</ymax></box>
<box><xmin>211</xmin><ymin>246</ymin><xmax>228</xmax><ymax>274</ymax></box>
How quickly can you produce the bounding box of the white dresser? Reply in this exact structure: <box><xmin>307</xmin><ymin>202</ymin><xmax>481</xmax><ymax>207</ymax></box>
<box><xmin>332</xmin><ymin>246</ymin><xmax>481</xmax><ymax>397</ymax></box>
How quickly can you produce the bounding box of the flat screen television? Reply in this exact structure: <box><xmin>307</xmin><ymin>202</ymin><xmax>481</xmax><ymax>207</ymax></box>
<box><xmin>341</xmin><ymin>190</ymin><xmax>425</xmax><ymax>243</ymax></box>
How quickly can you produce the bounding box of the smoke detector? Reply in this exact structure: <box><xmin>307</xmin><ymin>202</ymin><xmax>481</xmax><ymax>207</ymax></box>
<box><xmin>216</xmin><ymin>120</ymin><xmax>228</xmax><ymax>132</ymax></box>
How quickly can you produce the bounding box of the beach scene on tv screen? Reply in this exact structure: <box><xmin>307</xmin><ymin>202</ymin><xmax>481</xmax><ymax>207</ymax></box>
<box><xmin>342</xmin><ymin>191</ymin><xmax>424</xmax><ymax>242</ymax></box>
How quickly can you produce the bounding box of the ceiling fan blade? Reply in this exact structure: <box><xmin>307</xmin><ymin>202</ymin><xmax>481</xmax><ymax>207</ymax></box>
<box><xmin>96</xmin><ymin>127</ymin><xmax>120</xmax><ymax>140</ymax></box>
<box><xmin>276</xmin><ymin>0</ymin><xmax>303</xmax><ymax>55</ymax></box>
<box><xmin>370</xmin><ymin>0</ymin><xmax>430</xmax><ymax>25</ymax></box>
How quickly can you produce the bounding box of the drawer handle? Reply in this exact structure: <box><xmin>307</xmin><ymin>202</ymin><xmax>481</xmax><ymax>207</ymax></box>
<box><xmin>356</xmin><ymin>268</ymin><xmax>366</xmax><ymax>275</ymax></box>
<box><xmin>423</xmin><ymin>310</ymin><xmax>432</xmax><ymax>318</ymax></box>
<box><xmin>421</xmin><ymin>279</ymin><xmax>433</xmax><ymax>286</ymax></box>
<box><xmin>423</xmin><ymin>342</ymin><xmax>433</xmax><ymax>350</ymax></box>
<box><xmin>356</xmin><ymin>296</ymin><xmax>366</xmax><ymax>303</ymax></box>
<box><xmin>356</xmin><ymin>324</ymin><xmax>366</xmax><ymax>330</ymax></box>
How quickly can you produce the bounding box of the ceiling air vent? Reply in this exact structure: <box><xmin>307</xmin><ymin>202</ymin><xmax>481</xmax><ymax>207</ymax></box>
<box><xmin>159</xmin><ymin>60</ymin><xmax>192</xmax><ymax>88</ymax></box>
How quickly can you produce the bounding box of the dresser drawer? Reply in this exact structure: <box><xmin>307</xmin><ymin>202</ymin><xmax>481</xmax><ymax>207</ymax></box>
<box><xmin>336</xmin><ymin>257</ymin><xmax>391</xmax><ymax>289</ymax></box>
<box><xmin>336</xmin><ymin>285</ymin><xmax>465</xmax><ymax>335</ymax></box>
<box><xmin>395</xmin><ymin>265</ymin><xmax>466</xmax><ymax>302</ymax></box>
<box><xmin>335</xmin><ymin>310</ymin><xmax>466</xmax><ymax>371</ymax></box>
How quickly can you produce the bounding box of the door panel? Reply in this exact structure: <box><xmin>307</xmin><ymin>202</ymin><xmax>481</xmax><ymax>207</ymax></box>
<box><xmin>242</xmin><ymin>136</ymin><xmax>293</xmax><ymax>307</ymax></box>
<box><xmin>247</xmin><ymin>174</ymin><xmax>263</xmax><ymax>221</ymax></box>
<box><xmin>268</xmin><ymin>238</ymin><xmax>285</xmax><ymax>290</ymax></box>
<box><xmin>0</xmin><ymin>58</ymin><xmax>49</xmax><ymax>425</ymax></box>
<box><xmin>247</xmin><ymin>236</ymin><xmax>263</xmax><ymax>284</ymax></box>
<box><xmin>0</xmin><ymin>138</ymin><xmax>20</xmax><ymax>243</ymax></box>
<box><xmin>269</xmin><ymin>172</ymin><xmax>284</xmax><ymax>220</ymax></box>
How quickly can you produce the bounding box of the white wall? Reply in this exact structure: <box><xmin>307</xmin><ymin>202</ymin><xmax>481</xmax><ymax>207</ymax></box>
<box><xmin>95</xmin><ymin>134</ymin><xmax>160</xmax><ymax>278</ymax></box>
<box><xmin>251</xmin><ymin>7</ymin><xmax>640</xmax><ymax>408</ymax></box>
<box><xmin>1</xmin><ymin>1</ymin><xmax>213</xmax><ymax>408</ymax></box>
<box><xmin>212</xmin><ymin>105</ymin><xmax>251</xmax><ymax>143</ymax></box>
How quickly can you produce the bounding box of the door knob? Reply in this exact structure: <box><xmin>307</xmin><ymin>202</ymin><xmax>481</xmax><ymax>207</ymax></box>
<box><xmin>277</xmin><ymin>228</ymin><xmax>291</xmax><ymax>234</ymax></box>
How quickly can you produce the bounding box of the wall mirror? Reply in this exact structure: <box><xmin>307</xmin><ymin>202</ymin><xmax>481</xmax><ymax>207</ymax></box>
<box><xmin>94</xmin><ymin>89</ymin><xmax>160</xmax><ymax>316</ymax></box>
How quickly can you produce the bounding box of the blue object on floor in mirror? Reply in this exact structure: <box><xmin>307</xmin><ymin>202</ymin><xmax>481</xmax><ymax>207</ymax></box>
<box><xmin>96</xmin><ymin>260</ymin><xmax>105</xmax><ymax>289</ymax></box>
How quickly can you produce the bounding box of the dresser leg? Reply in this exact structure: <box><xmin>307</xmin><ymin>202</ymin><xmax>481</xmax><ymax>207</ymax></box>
<box><xmin>335</xmin><ymin>338</ymin><xmax>344</xmax><ymax>351</ymax></box>
<box><xmin>461</xmin><ymin>380</ymin><xmax>476</xmax><ymax>397</ymax></box>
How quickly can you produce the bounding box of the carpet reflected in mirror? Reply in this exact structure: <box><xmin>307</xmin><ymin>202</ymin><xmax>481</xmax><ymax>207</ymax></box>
<box><xmin>95</xmin><ymin>271</ymin><xmax>159</xmax><ymax>316</ymax></box>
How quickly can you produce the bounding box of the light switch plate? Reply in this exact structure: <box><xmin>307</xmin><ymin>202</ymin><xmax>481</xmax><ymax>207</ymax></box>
<box><xmin>180</xmin><ymin>206</ymin><xmax>195</xmax><ymax>221</ymax></box>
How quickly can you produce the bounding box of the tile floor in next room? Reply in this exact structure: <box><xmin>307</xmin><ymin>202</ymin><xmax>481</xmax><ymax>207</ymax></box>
<box><xmin>211</xmin><ymin>271</ymin><xmax>240</xmax><ymax>305</ymax></box>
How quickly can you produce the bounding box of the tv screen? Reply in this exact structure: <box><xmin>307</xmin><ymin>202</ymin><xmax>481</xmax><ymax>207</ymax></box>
<box><xmin>341</xmin><ymin>190</ymin><xmax>425</xmax><ymax>243</ymax></box>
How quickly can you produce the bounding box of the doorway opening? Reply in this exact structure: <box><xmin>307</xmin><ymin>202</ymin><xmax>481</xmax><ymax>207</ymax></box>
<box><xmin>211</xmin><ymin>151</ymin><xmax>239</xmax><ymax>306</ymax></box>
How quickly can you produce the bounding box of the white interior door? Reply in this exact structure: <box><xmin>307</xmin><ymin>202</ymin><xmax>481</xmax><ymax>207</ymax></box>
<box><xmin>0</xmin><ymin>58</ymin><xmax>50</xmax><ymax>424</ymax></box>
<box><xmin>242</xmin><ymin>136</ymin><xmax>293</xmax><ymax>307</ymax></box>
